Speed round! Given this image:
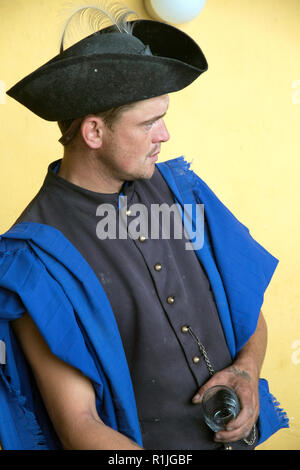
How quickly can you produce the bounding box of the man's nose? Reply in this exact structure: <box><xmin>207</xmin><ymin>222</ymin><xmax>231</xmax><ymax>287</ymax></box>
<box><xmin>153</xmin><ymin>119</ymin><xmax>170</xmax><ymax>143</ymax></box>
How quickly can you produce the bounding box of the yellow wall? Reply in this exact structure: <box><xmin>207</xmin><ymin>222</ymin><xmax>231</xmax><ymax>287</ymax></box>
<box><xmin>0</xmin><ymin>0</ymin><xmax>299</xmax><ymax>450</ymax></box>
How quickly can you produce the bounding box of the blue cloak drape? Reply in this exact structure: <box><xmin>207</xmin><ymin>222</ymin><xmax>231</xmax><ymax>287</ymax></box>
<box><xmin>0</xmin><ymin>157</ymin><xmax>289</xmax><ymax>449</ymax></box>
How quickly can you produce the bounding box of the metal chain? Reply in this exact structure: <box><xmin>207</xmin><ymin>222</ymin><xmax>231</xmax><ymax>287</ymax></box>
<box><xmin>243</xmin><ymin>425</ymin><xmax>256</xmax><ymax>446</ymax></box>
<box><xmin>187</xmin><ymin>327</ymin><xmax>215</xmax><ymax>376</ymax></box>
<box><xmin>187</xmin><ymin>326</ymin><xmax>256</xmax><ymax>447</ymax></box>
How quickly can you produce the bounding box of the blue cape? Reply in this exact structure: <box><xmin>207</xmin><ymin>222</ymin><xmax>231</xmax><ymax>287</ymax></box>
<box><xmin>0</xmin><ymin>157</ymin><xmax>289</xmax><ymax>449</ymax></box>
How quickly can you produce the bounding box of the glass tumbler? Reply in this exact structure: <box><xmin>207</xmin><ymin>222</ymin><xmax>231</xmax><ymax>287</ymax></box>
<box><xmin>201</xmin><ymin>385</ymin><xmax>240</xmax><ymax>432</ymax></box>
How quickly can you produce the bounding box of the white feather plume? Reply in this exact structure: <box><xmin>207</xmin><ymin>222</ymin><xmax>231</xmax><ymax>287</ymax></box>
<box><xmin>60</xmin><ymin>1</ymin><xmax>138</xmax><ymax>53</ymax></box>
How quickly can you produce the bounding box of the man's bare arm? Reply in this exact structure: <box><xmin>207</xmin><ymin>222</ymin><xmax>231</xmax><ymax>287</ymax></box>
<box><xmin>11</xmin><ymin>313</ymin><xmax>143</xmax><ymax>450</ymax></box>
<box><xmin>192</xmin><ymin>310</ymin><xmax>267</xmax><ymax>443</ymax></box>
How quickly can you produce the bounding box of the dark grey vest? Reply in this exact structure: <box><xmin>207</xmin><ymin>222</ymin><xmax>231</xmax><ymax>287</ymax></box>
<box><xmin>15</xmin><ymin>160</ymin><xmax>256</xmax><ymax>450</ymax></box>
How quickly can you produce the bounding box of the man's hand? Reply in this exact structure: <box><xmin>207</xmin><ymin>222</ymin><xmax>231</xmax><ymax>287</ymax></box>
<box><xmin>191</xmin><ymin>310</ymin><xmax>267</xmax><ymax>443</ymax></box>
<box><xmin>191</xmin><ymin>363</ymin><xmax>259</xmax><ymax>443</ymax></box>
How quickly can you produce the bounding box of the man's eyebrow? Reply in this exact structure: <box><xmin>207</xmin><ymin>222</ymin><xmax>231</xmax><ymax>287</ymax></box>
<box><xmin>140</xmin><ymin>111</ymin><xmax>168</xmax><ymax>124</ymax></box>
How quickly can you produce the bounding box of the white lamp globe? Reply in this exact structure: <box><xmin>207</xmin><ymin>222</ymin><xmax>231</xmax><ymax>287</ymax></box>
<box><xmin>144</xmin><ymin>0</ymin><xmax>206</xmax><ymax>25</ymax></box>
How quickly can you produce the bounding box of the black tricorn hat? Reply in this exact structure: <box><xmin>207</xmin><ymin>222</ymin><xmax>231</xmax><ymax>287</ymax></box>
<box><xmin>7</xmin><ymin>19</ymin><xmax>208</xmax><ymax>122</ymax></box>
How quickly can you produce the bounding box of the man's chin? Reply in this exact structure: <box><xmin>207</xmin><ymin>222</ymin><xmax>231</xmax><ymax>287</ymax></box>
<box><xmin>124</xmin><ymin>161</ymin><xmax>157</xmax><ymax>182</ymax></box>
<box><xmin>140</xmin><ymin>163</ymin><xmax>156</xmax><ymax>180</ymax></box>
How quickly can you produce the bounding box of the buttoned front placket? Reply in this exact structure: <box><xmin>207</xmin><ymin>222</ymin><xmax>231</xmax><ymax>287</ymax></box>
<box><xmin>118</xmin><ymin>189</ymin><xmax>219</xmax><ymax>389</ymax></box>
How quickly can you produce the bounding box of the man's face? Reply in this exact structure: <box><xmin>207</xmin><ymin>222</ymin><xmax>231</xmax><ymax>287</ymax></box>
<box><xmin>98</xmin><ymin>94</ymin><xmax>170</xmax><ymax>185</ymax></box>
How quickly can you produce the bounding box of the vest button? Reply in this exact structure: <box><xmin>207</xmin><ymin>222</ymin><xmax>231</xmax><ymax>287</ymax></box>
<box><xmin>181</xmin><ymin>326</ymin><xmax>189</xmax><ymax>333</ymax></box>
<box><xmin>154</xmin><ymin>263</ymin><xmax>162</xmax><ymax>271</ymax></box>
<box><xmin>126</xmin><ymin>209</ymin><xmax>131</xmax><ymax>216</ymax></box>
<box><xmin>139</xmin><ymin>235</ymin><xmax>146</xmax><ymax>242</ymax></box>
<box><xmin>167</xmin><ymin>296</ymin><xmax>175</xmax><ymax>304</ymax></box>
<box><xmin>193</xmin><ymin>356</ymin><xmax>200</xmax><ymax>364</ymax></box>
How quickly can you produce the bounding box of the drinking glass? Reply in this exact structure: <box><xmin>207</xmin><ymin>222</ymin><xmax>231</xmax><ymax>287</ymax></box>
<box><xmin>201</xmin><ymin>385</ymin><xmax>240</xmax><ymax>433</ymax></box>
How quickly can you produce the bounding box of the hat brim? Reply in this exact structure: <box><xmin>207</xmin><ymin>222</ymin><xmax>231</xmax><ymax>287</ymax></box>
<box><xmin>7</xmin><ymin>20</ymin><xmax>208</xmax><ymax>121</ymax></box>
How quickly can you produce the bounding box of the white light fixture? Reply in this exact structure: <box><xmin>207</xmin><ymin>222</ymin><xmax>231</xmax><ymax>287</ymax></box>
<box><xmin>144</xmin><ymin>0</ymin><xmax>206</xmax><ymax>25</ymax></box>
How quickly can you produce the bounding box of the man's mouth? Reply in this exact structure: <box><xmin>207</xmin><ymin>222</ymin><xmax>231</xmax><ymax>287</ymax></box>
<box><xmin>148</xmin><ymin>148</ymin><xmax>161</xmax><ymax>160</ymax></box>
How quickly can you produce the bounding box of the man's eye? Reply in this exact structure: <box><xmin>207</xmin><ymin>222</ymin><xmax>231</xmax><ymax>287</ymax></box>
<box><xmin>145</xmin><ymin>121</ymin><xmax>155</xmax><ymax>128</ymax></box>
<box><xmin>145</xmin><ymin>118</ymin><xmax>160</xmax><ymax>129</ymax></box>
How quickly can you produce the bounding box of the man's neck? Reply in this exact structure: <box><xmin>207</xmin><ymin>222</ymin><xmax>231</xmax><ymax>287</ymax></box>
<box><xmin>57</xmin><ymin>150</ymin><xmax>123</xmax><ymax>194</ymax></box>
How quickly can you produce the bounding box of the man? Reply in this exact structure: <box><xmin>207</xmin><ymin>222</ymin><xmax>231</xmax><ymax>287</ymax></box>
<box><xmin>0</xmin><ymin>10</ymin><xmax>288</xmax><ymax>450</ymax></box>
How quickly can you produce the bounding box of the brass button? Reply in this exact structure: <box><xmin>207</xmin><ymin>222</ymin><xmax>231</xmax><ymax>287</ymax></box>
<box><xmin>181</xmin><ymin>326</ymin><xmax>189</xmax><ymax>333</ymax></box>
<box><xmin>193</xmin><ymin>356</ymin><xmax>200</xmax><ymax>364</ymax></box>
<box><xmin>154</xmin><ymin>263</ymin><xmax>162</xmax><ymax>271</ymax></box>
<box><xmin>167</xmin><ymin>296</ymin><xmax>175</xmax><ymax>305</ymax></box>
<box><xmin>126</xmin><ymin>209</ymin><xmax>131</xmax><ymax>216</ymax></box>
<box><xmin>139</xmin><ymin>235</ymin><xmax>146</xmax><ymax>242</ymax></box>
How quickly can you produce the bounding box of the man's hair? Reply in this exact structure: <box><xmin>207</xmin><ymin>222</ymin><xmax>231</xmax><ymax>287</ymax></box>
<box><xmin>58</xmin><ymin>104</ymin><xmax>132</xmax><ymax>135</ymax></box>
<box><xmin>57</xmin><ymin>102</ymin><xmax>136</xmax><ymax>145</ymax></box>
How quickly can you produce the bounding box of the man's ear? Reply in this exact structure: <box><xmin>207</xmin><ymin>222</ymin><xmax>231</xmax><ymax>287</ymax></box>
<box><xmin>80</xmin><ymin>115</ymin><xmax>104</xmax><ymax>149</ymax></box>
